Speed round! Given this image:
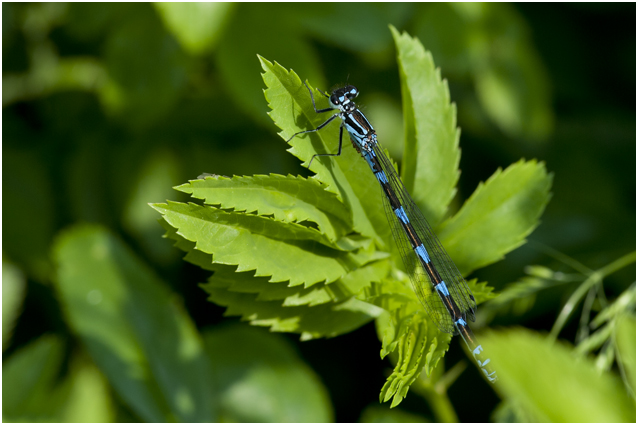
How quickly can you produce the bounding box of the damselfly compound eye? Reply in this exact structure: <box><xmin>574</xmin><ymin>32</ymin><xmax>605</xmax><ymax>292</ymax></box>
<box><xmin>346</xmin><ymin>85</ymin><xmax>358</xmax><ymax>99</ymax></box>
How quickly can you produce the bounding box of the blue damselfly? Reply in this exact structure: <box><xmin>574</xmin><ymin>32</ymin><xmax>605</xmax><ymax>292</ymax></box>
<box><xmin>286</xmin><ymin>82</ymin><xmax>497</xmax><ymax>383</ymax></box>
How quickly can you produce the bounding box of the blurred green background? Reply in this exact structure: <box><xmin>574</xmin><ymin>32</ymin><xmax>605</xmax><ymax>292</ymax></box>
<box><xmin>3</xmin><ymin>2</ymin><xmax>635</xmax><ymax>422</ymax></box>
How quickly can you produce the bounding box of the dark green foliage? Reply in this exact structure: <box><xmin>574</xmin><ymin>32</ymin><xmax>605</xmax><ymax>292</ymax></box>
<box><xmin>3</xmin><ymin>3</ymin><xmax>634</xmax><ymax>422</ymax></box>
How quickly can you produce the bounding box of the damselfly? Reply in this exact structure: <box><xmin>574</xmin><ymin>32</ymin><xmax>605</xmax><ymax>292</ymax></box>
<box><xmin>287</xmin><ymin>82</ymin><xmax>497</xmax><ymax>383</ymax></box>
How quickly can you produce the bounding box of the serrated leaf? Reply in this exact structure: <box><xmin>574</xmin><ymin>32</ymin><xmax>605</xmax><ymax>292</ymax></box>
<box><xmin>176</xmin><ymin>174</ymin><xmax>352</xmax><ymax>241</ymax></box>
<box><xmin>162</xmin><ymin>219</ymin><xmax>390</xmax><ymax>310</ymax></box>
<box><xmin>467</xmin><ymin>279</ymin><xmax>497</xmax><ymax>305</ymax></box>
<box><xmin>391</xmin><ymin>26</ymin><xmax>460</xmax><ymax>225</ymax></box>
<box><xmin>53</xmin><ymin>225</ymin><xmax>215</xmax><ymax>422</ymax></box>
<box><xmin>438</xmin><ymin>159</ymin><xmax>552</xmax><ymax>275</ymax></box>
<box><xmin>282</xmin><ymin>260</ymin><xmax>391</xmax><ymax>307</ymax></box>
<box><xmin>369</xmin><ymin>277</ymin><xmax>452</xmax><ymax>403</ymax></box>
<box><xmin>260</xmin><ymin>56</ymin><xmax>391</xmax><ymax>249</ymax></box>
<box><xmin>379</xmin><ymin>310</ymin><xmax>450</xmax><ymax>408</ymax></box>
<box><xmin>203</xmin><ymin>324</ymin><xmax>333</xmax><ymax>422</ymax></box>
<box><xmin>482</xmin><ymin>328</ymin><xmax>635</xmax><ymax>422</ymax></box>
<box><xmin>153</xmin><ymin>201</ymin><xmax>378</xmax><ymax>287</ymax></box>
<box><xmin>205</xmin><ymin>257</ymin><xmax>390</xmax><ymax>308</ymax></box>
<box><xmin>201</xmin><ymin>280</ymin><xmax>383</xmax><ymax>340</ymax></box>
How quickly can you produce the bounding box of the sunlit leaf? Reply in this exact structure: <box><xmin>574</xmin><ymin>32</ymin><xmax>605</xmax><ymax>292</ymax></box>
<box><xmin>153</xmin><ymin>201</ymin><xmax>379</xmax><ymax>287</ymax></box>
<box><xmin>176</xmin><ymin>173</ymin><xmax>353</xmax><ymax>242</ymax></box>
<box><xmin>391</xmin><ymin>27</ymin><xmax>461</xmax><ymax>226</ymax></box>
<box><xmin>438</xmin><ymin>160</ymin><xmax>553</xmax><ymax>275</ymax></box>
<box><xmin>202</xmin><ymin>278</ymin><xmax>383</xmax><ymax>340</ymax></box>
<box><xmin>482</xmin><ymin>328</ymin><xmax>635</xmax><ymax>422</ymax></box>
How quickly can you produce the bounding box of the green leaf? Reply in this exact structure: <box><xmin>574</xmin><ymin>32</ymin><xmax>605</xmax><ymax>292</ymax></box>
<box><xmin>491</xmin><ymin>399</ymin><xmax>537</xmax><ymax>423</ymax></box>
<box><xmin>391</xmin><ymin>26</ymin><xmax>461</xmax><ymax>225</ymax></box>
<box><xmin>154</xmin><ymin>3</ymin><xmax>234</xmax><ymax>55</ymax></box>
<box><xmin>411</xmin><ymin>4</ymin><xmax>472</xmax><ymax>78</ymax></box>
<box><xmin>202</xmin><ymin>279</ymin><xmax>383</xmax><ymax>340</ymax></box>
<box><xmin>53</xmin><ymin>225</ymin><xmax>215</xmax><ymax>422</ymax></box>
<box><xmin>413</xmin><ymin>4</ymin><xmax>553</xmax><ymax>142</ymax></box>
<box><xmin>260</xmin><ymin>56</ymin><xmax>391</xmax><ymax>248</ymax></box>
<box><xmin>2</xmin><ymin>335</ymin><xmax>114</xmax><ymax>422</ymax></box>
<box><xmin>59</xmin><ymin>356</ymin><xmax>115</xmax><ymax>422</ymax></box>
<box><xmin>438</xmin><ymin>159</ymin><xmax>553</xmax><ymax>275</ymax></box>
<box><xmin>225</xmin><ymin>261</ymin><xmax>391</xmax><ymax>308</ymax></box>
<box><xmin>482</xmin><ymin>328</ymin><xmax>635</xmax><ymax>422</ymax></box>
<box><xmin>203</xmin><ymin>324</ymin><xmax>333</xmax><ymax>421</ymax></box>
<box><xmin>153</xmin><ymin>201</ymin><xmax>379</xmax><ymax>287</ymax></box>
<box><xmin>467</xmin><ymin>3</ymin><xmax>554</xmax><ymax>142</ymax></box>
<box><xmin>101</xmin><ymin>12</ymin><xmax>188</xmax><ymax>128</ymax></box>
<box><xmin>176</xmin><ymin>173</ymin><xmax>353</xmax><ymax>242</ymax></box>
<box><xmin>368</xmin><ymin>274</ymin><xmax>455</xmax><ymax>407</ymax></box>
<box><xmin>159</xmin><ymin>199</ymin><xmax>390</xmax><ymax>337</ymax></box>
<box><xmin>467</xmin><ymin>279</ymin><xmax>498</xmax><ymax>304</ymax></box>
<box><xmin>122</xmin><ymin>147</ymin><xmax>182</xmax><ymax>263</ymax></box>
<box><xmin>299</xmin><ymin>4</ymin><xmax>412</xmax><ymax>54</ymax></box>
<box><xmin>373</xmin><ymin>278</ymin><xmax>495</xmax><ymax>405</ymax></box>
<box><xmin>3</xmin><ymin>335</ymin><xmax>66</xmax><ymax>421</ymax></box>
<box><xmin>379</xmin><ymin>310</ymin><xmax>449</xmax><ymax>408</ymax></box>
<box><xmin>614</xmin><ymin>314</ymin><xmax>636</xmax><ymax>397</ymax></box>
<box><xmin>163</xmin><ymin>221</ymin><xmax>389</xmax><ymax>309</ymax></box>
<box><xmin>2</xmin><ymin>258</ymin><xmax>26</xmax><ymax>348</ymax></box>
<box><xmin>216</xmin><ymin>4</ymin><xmax>325</xmax><ymax>126</ymax></box>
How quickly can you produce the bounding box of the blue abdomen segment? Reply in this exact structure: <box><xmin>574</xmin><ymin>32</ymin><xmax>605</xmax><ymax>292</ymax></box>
<box><xmin>435</xmin><ymin>281</ymin><xmax>450</xmax><ymax>296</ymax></box>
<box><xmin>375</xmin><ymin>170</ymin><xmax>388</xmax><ymax>184</ymax></box>
<box><xmin>415</xmin><ymin>244</ymin><xmax>431</xmax><ymax>264</ymax></box>
<box><xmin>455</xmin><ymin>318</ymin><xmax>498</xmax><ymax>383</ymax></box>
<box><xmin>393</xmin><ymin>206</ymin><xmax>409</xmax><ymax>224</ymax></box>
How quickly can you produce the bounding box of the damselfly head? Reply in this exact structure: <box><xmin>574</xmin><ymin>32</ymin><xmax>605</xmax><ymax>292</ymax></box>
<box><xmin>329</xmin><ymin>85</ymin><xmax>359</xmax><ymax>110</ymax></box>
